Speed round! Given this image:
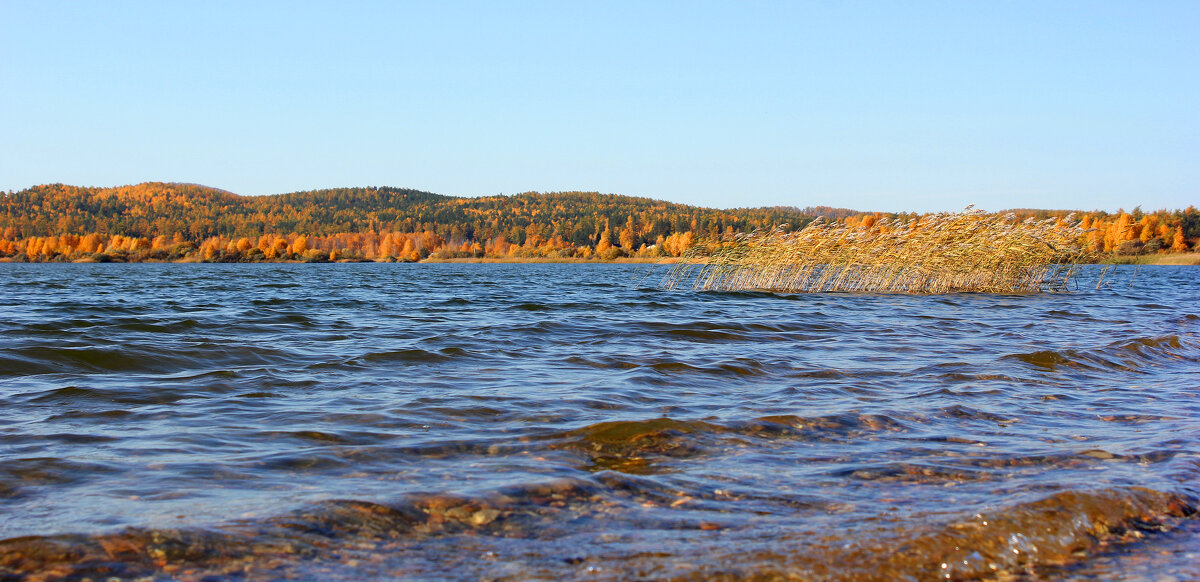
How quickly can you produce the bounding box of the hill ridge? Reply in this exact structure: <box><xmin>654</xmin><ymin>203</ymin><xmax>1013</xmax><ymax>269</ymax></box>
<box><xmin>1</xmin><ymin>182</ymin><xmax>853</xmax><ymax>261</ymax></box>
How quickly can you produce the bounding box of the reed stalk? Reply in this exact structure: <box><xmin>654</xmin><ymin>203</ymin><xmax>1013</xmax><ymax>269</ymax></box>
<box><xmin>662</xmin><ymin>208</ymin><xmax>1097</xmax><ymax>294</ymax></box>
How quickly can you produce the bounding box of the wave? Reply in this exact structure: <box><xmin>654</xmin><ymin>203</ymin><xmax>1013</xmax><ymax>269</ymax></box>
<box><xmin>0</xmin><ymin>346</ymin><xmax>165</xmax><ymax>376</ymax></box>
<box><xmin>0</xmin><ymin>458</ymin><xmax>120</xmax><ymax>500</ymax></box>
<box><xmin>358</xmin><ymin>347</ymin><xmax>469</xmax><ymax>365</ymax></box>
<box><xmin>1</xmin><ymin>480</ymin><xmax>1193</xmax><ymax>581</ymax></box>
<box><xmin>1002</xmin><ymin>334</ymin><xmax>1199</xmax><ymax>374</ymax></box>
<box><xmin>719</xmin><ymin>487</ymin><xmax>1198</xmax><ymax>582</ymax></box>
<box><xmin>23</xmin><ymin>384</ymin><xmax>207</xmax><ymax>407</ymax></box>
<box><xmin>2</xmin><ymin>264</ymin><xmax>1197</xmax><ymax>580</ymax></box>
<box><xmin>1</xmin><ymin>342</ymin><xmax>305</xmax><ymax>378</ymax></box>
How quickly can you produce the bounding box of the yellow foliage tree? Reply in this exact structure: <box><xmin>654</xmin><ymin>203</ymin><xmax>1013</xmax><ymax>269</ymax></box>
<box><xmin>1104</xmin><ymin>213</ymin><xmax>1133</xmax><ymax>252</ymax></box>
<box><xmin>1171</xmin><ymin>228</ymin><xmax>1189</xmax><ymax>252</ymax></box>
<box><xmin>290</xmin><ymin>235</ymin><xmax>309</xmax><ymax>255</ymax></box>
<box><xmin>596</xmin><ymin>227</ymin><xmax>613</xmax><ymax>253</ymax></box>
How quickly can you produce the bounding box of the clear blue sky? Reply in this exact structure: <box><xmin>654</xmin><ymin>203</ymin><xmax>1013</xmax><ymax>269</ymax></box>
<box><xmin>2</xmin><ymin>1</ymin><xmax>1196</xmax><ymax>213</ymax></box>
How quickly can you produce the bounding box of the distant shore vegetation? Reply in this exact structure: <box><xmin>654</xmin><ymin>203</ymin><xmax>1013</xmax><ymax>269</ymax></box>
<box><xmin>0</xmin><ymin>182</ymin><xmax>1197</xmax><ymax>264</ymax></box>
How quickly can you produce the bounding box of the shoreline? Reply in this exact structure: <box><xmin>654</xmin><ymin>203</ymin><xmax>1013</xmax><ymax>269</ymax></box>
<box><xmin>0</xmin><ymin>256</ymin><xmax>690</xmax><ymax>265</ymax></box>
<box><xmin>1103</xmin><ymin>252</ymin><xmax>1200</xmax><ymax>266</ymax></box>
<box><xmin>0</xmin><ymin>255</ymin><xmax>1195</xmax><ymax>266</ymax></box>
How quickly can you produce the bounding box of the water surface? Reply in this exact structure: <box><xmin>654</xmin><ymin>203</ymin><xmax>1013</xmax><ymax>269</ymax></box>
<box><xmin>1</xmin><ymin>263</ymin><xmax>1197</xmax><ymax>580</ymax></box>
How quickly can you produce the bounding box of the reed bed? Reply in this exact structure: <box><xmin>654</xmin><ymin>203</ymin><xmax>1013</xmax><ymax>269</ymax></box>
<box><xmin>662</xmin><ymin>208</ymin><xmax>1096</xmax><ymax>294</ymax></box>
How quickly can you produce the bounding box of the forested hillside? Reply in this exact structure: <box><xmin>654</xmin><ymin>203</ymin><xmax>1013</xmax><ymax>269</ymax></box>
<box><xmin>0</xmin><ymin>183</ymin><xmax>845</xmax><ymax>261</ymax></box>
<box><xmin>0</xmin><ymin>182</ymin><xmax>1195</xmax><ymax>262</ymax></box>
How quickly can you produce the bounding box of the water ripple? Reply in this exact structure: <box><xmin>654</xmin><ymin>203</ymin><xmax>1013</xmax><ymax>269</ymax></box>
<box><xmin>0</xmin><ymin>263</ymin><xmax>1198</xmax><ymax>579</ymax></box>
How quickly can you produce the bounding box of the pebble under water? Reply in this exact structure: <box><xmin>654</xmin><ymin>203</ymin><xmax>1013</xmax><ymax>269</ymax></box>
<box><xmin>1</xmin><ymin>262</ymin><xmax>1198</xmax><ymax>581</ymax></box>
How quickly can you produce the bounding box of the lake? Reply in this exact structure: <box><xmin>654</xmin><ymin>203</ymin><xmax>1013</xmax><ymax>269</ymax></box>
<box><xmin>1</xmin><ymin>263</ymin><xmax>1197</xmax><ymax>580</ymax></box>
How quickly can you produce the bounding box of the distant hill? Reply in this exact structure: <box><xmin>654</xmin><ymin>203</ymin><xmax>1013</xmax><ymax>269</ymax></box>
<box><xmin>0</xmin><ymin>182</ymin><xmax>844</xmax><ymax>247</ymax></box>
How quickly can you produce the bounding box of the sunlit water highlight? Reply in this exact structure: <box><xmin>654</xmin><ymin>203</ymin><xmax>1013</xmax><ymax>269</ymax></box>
<box><xmin>1</xmin><ymin>263</ymin><xmax>1197</xmax><ymax>580</ymax></box>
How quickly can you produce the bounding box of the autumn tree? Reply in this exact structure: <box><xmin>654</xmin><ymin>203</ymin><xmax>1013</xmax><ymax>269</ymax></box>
<box><xmin>290</xmin><ymin>235</ymin><xmax>309</xmax><ymax>255</ymax></box>
<box><xmin>1171</xmin><ymin>228</ymin><xmax>1189</xmax><ymax>252</ymax></box>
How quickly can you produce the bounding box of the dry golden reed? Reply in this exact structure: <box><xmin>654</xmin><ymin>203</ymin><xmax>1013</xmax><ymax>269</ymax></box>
<box><xmin>662</xmin><ymin>207</ymin><xmax>1097</xmax><ymax>294</ymax></box>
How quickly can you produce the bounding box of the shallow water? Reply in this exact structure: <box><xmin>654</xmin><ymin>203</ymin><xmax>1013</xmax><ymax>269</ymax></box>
<box><xmin>0</xmin><ymin>263</ymin><xmax>1197</xmax><ymax>581</ymax></box>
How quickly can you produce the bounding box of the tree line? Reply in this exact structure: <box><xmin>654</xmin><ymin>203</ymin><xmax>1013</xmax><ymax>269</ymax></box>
<box><xmin>0</xmin><ymin>182</ymin><xmax>1195</xmax><ymax>262</ymax></box>
<box><xmin>0</xmin><ymin>182</ymin><xmax>841</xmax><ymax>262</ymax></box>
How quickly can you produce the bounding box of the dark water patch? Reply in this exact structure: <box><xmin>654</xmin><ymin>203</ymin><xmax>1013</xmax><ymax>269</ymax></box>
<box><xmin>617</xmin><ymin>300</ymin><xmax>678</xmax><ymax>310</ymax></box>
<box><xmin>839</xmin><ymin>461</ymin><xmax>996</xmax><ymax>483</ymax></box>
<box><xmin>909</xmin><ymin>361</ymin><xmax>982</xmax><ymax>376</ymax></box>
<box><xmin>537</xmin><ymin>415</ymin><xmax>929</xmax><ymax>475</ymax></box>
<box><xmin>632</xmin><ymin>320</ymin><xmax>840</xmax><ymax>340</ymax></box>
<box><xmin>173</xmin><ymin>343</ymin><xmax>304</xmax><ymax>369</ymax></box>
<box><xmin>377</xmin><ymin>438</ymin><xmax>530</xmax><ymax>461</ymax></box>
<box><xmin>20</xmin><ymin>318</ymin><xmax>104</xmax><ymax>332</ymax></box>
<box><xmin>510</xmin><ymin>413</ymin><xmax>804</xmax><ymax>445</ymax></box>
<box><xmin>306</xmin><ymin>358</ymin><xmax>371</xmax><ymax>371</ymax></box>
<box><xmin>234</xmin><ymin>372</ymin><xmax>320</xmax><ymax>392</ymax></box>
<box><xmin>43</xmin><ymin>409</ymin><xmax>133</xmax><ymax>421</ymax></box>
<box><xmin>108</xmin><ymin>318</ymin><xmax>202</xmax><ymax>333</ymax></box>
<box><xmin>253</xmin><ymin>282</ymin><xmax>303</xmax><ymax>289</ymax></box>
<box><xmin>911</xmin><ymin>434</ymin><xmax>989</xmax><ymax>446</ymax></box>
<box><xmin>1003</xmin><ymin>334</ymin><xmax>1199</xmax><ymax>373</ymax></box>
<box><xmin>254</xmin><ymin>430</ymin><xmax>356</xmax><ymax>444</ymax></box>
<box><xmin>258</xmin><ymin>429</ymin><xmax>399</xmax><ymax>448</ymax></box>
<box><xmin>927</xmin><ymin>371</ymin><xmax>1029</xmax><ymax>386</ymax></box>
<box><xmin>23</xmin><ymin>386</ymin><xmax>111</xmax><ymax>404</ymax></box>
<box><xmin>786</xmin><ymin>368</ymin><xmax>851</xmax><ymax>379</ymax></box>
<box><xmin>506</xmin><ymin>320</ymin><xmax>568</xmax><ymax>335</ymax></box>
<box><xmin>0</xmin><ymin>346</ymin><xmax>170</xmax><ymax>376</ymax></box>
<box><xmin>31</xmin><ymin>433</ymin><xmax>119</xmax><ymax>445</ymax></box>
<box><xmin>564</xmin><ymin>355</ymin><xmax>640</xmax><ymax>370</ymax></box>
<box><xmin>5</xmin><ymin>279</ymin><xmax>69</xmax><ymax>289</ymax></box>
<box><xmin>1113</xmin><ymin>334</ymin><xmax>1197</xmax><ymax>362</ymax></box>
<box><xmin>358</xmin><ymin>347</ymin><xmax>467</xmax><ymax>364</ymax></box>
<box><xmin>1036</xmin><ymin>391</ymin><xmax>1083</xmax><ymax>403</ymax></box>
<box><xmin>252</xmin><ymin>452</ymin><xmax>353</xmax><ymax>473</ymax></box>
<box><xmin>754</xmin><ymin>412</ymin><xmax>916</xmax><ymax>436</ymax></box>
<box><xmin>407</xmin><ymin>405</ymin><xmax>511</xmax><ymax>420</ymax></box>
<box><xmin>907</xmin><ymin>386</ymin><xmax>1007</xmax><ymax>402</ymax></box>
<box><xmin>513</xmin><ymin>302</ymin><xmax>551</xmax><ymax>311</ymax></box>
<box><xmin>1046</xmin><ymin>308</ymin><xmax>1104</xmax><ymax>322</ymax></box>
<box><xmin>25</xmin><ymin>384</ymin><xmax>211</xmax><ymax>407</ymax></box>
<box><xmin>1095</xmin><ymin>413</ymin><xmax>1179</xmax><ymax>424</ymax></box>
<box><xmin>533</xmin><ymin>421</ymin><xmax>725</xmax><ymax>473</ymax></box>
<box><xmin>0</xmin><ymin>458</ymin><xmax>120</xmax><ymax>489</ymax></box>
<box><xmin>646</xmin><ymin>358</ymin><xmax>768</xmax><ymax>377</ymax></box>
<box><xmin>42</xmin><ymin>302</ymin><xmax>147</xmax><ymax>317</ymax></box>
<box><xmin>236</xmin><ymin>308</ymin><xmax>319</xmax><ymax>327</ymax></box>
<box><xmin>707</xmin><ymin>289</ymin><xmax>803</xmax><ymax>301</ymax></box>
<box><xmin>936</xmin><ymin>404</ymin><xmax>1015</xmax><ymax>423</ymax></box>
